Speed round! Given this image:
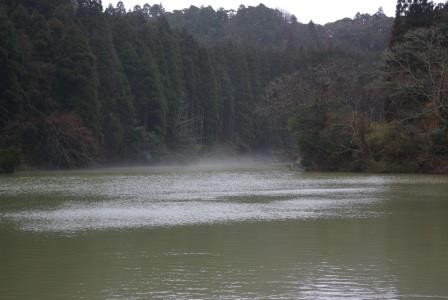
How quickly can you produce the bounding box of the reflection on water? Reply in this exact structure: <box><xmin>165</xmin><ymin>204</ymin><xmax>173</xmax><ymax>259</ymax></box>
<box><xmin>1</xmin><ymin>163</ymin><xmax>448</xmax><ymax>299</ymax></box>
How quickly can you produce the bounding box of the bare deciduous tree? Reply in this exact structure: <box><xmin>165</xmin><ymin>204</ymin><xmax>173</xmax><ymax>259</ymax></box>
<box><xmin>384</xmin><ymin>26</ymin><xmax>448</xmax><ymax>125</ymax></box>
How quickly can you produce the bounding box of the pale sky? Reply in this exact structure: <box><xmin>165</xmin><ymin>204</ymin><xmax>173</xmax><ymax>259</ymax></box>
<box><xmin>106</xmin><ymin>0</ymin><xmax>397</xmax><ymax>24</ymax></box>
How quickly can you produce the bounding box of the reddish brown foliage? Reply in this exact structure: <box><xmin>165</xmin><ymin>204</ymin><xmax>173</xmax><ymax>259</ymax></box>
<box><xmin>19</xmin><ymin>113</ymin><xmax>99</xmax><ymax>168</ymax></box>
<box><xmin>37</xmin><ymin>113</ymin><xmax>98</xmax><ymax>168</ymax></box>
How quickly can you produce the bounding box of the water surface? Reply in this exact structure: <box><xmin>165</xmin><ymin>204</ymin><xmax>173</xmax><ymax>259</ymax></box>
<box><xmin>1</xmin><ymin>163</ymin><xmax>447</xmax><ymax>299</ymax></box>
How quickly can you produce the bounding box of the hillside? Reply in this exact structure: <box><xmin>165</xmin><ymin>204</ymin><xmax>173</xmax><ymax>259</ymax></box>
<box><xmin>12</xmin><ymin>0</ymin><xmax>448</xmax><ymax>175</ymax></box>
<box><xmin>0</xmin><ymin>1</ymin><xmax>396</xmax><ymax>171</ymax></box>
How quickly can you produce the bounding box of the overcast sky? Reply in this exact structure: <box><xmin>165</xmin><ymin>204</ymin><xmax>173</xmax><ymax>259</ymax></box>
<box><xmin>105</xmin><ymin>0</ymin><xmax>396</xmax><ymax>24</ymax></box>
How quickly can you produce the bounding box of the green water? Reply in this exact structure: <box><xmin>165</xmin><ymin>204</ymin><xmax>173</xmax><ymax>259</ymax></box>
<box><xmin>1</xmin><ymin>163</ymin><xmax>448</xmax><ymax>299</ymax></box>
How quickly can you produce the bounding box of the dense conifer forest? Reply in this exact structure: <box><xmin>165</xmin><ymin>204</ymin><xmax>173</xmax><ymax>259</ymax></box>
<box><xmin>0</xmin><ymin>0</ymin><xmax>447</xmax><ymax>173</ymax></box>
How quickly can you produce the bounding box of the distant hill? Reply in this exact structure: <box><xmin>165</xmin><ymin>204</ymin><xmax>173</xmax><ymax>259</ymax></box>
<box><xmin>166</xmin><ymin>4</ymin><xmax>394</xmax><ymax>53</ymax></box>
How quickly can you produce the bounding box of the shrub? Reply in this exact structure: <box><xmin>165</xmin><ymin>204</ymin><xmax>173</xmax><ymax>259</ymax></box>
<box><xmin>366</xmin><ymin>121</ymin><xmax>431</xmax><ymax>173</ymax></box>
<box><xmin>0</xmin><ymin>148</ymin><xmax>20</xmax><ymax>173</ymax></box>
<box><xmin>432</xmin><ymin>127</ymin><xmax>448</xmax><ymax>156</ymax></box>
<box><xmin>22</xmin><ymin>113</ymin><xmax>98</xmax><ymax>168</ymax></box>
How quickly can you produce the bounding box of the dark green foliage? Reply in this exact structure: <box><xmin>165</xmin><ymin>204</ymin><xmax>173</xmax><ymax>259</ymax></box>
<box><xmin>197</xmin><ymin>48</ymin><xmax>219</xmax><ymax>144</ymax></box>
<box><xmin>0</xmin><ymin>11</ymin><xmax>22</xmax><ymax>127</ymax></box>
<box><xmin>0</xmin><ymin>148</ymin><xmax>20</xmax><ymax>173</ymax></box>
<box><xmin>0</xmin><ymin>0</ymin><xmax>398</xmax><ymax>169</ymax></box>
<box><xmin>391</xmin><ymin>0</ymin><xmax>438</xmax><ymax>45</ymax></box>
<box><xmin>55</xmin><ymin>22</ymin><xmax>100</xmax><ymax>132</ymax></box>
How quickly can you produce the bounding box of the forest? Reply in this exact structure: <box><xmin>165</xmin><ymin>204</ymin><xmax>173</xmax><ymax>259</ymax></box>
<box><xmin>0</xmin><ymin>0</ymin><xmax>447</xmax><ymax>174</ymax></box>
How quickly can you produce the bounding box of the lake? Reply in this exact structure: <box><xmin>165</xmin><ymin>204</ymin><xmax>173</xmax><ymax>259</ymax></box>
<box><xmin>1</xmin><ymin>161</ymin><xmax>448</xmax><ymax>299</ymax></box>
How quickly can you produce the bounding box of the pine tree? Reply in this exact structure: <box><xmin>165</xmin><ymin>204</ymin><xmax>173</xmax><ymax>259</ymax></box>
<box><xmin>54</xmin><ymin>21</ymin><xmax>100</xmax><ymax>132</ymax></box>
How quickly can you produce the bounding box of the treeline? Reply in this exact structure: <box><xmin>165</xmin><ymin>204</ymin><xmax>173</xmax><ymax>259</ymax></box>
<box><xmin>263</xmin><ymin>0</ymin><xmax>448</xmax><ymax>173</ymax></box>
<box><xmin>0</xmin><ymin>0</ymin><xmax>393</xmax><ymax>172</ymax></box>
<box><xmin>167</xmin><ymin>4</ymin><xmax>393</xmax><ymax>54</ymax></box>
<box><xmin>0</xmin><ymin>1</ymin><xmax>281</xmax><ymax>170</ymax></box>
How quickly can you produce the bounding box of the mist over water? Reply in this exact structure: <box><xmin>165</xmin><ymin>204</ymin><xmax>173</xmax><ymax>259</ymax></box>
<box><xmin>1</xmin><ymin>159</ymin><xmax>448</xmax><ymax>299</ymax></box>
<box><xmin>0</xmin><ymin>158</ymin><xmax>381</xmax><ymax>232</ymax></box>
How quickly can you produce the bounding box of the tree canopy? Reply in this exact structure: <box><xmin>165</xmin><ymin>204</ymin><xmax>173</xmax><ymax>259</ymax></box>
<box><xmin>2</xmin><ymin>0</ymin><xmax>412</xmax><ymax>172</ymax></box>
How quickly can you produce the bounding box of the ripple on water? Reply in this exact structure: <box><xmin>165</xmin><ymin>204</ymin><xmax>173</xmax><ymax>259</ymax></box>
<box><xmin>0</xmin><ymin>169</ymin><xmax>385</xmax><ymax>232</ymax></box>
